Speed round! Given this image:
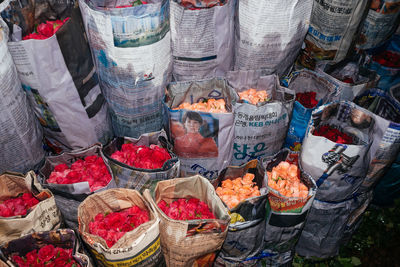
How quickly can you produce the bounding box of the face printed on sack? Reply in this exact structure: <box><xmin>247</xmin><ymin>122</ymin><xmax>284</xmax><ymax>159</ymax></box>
<box><xmin>185</xmin><ymin>118</ymin><xmax>201</xmax><ymax>133</ymax></box>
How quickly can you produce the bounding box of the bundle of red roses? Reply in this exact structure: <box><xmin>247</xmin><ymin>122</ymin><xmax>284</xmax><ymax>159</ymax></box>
<box><xmin>11</xmin><ymin>245</ymin><xmax>80</xmax><ymax>267</ymax></box>
<box><xmin>88</xmin><ymin>206</ymin><xmax>149</xmax><ymax>248</ymax></box>
<box><xmin>23</xmin><ymin>18</ymin><xmax>70</xmax><ymax>40</ymax></box>
<box><xmin>116</xmin><ymin>0</ymin><xmax>147</xmax><ymax>7</ymax></box>
<box><xmin>373</xmin><ymin>50</ymin><xmax>400</xmax><ymax>68</ymax></box>
<box><xmin>296</xmin><ymin>91</ymin><xmax>319</xmax><ymax>109</ymax></box>
<box><xmin>313</xmin><ymin>125</ymin><xmax>354</xmax><ymax>144</ymax></box>
<box><xmin>47</xmin><ymin>155</ymin><xmax>111</xmax><ymax>192</ymax></box>
<box><xmin>110</xmin><ymin>143</ymin><xmax>171</xmax><ymax>169</ymax></box>
<box><xmin>158</xmin><ymin>198</ymin><xmax>215</xmax><ymax>221</ymax></box>
<box><xmin>0</xmin><ymin>193</ymin><xmax>39</xmax><ymax>217</ymax></box>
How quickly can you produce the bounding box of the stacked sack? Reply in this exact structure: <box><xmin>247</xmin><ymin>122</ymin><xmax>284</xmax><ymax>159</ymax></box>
<box><xmin>0</xmin><ymin>172</ymin><xmax>62</xmax><ymax>244</ymax></box>
<box><xmin>296</xmin><ymin>101</ymin><xmax>376</xmax><ymax>258</ymax></box>
<box><xmin>227</xmin><ymin>70</ymin><xmax>295</xmax><ymax>165</ymax></box>
<box><xmin>102</xmin><ymin>129</ymin><xmax>180</xmax><ymax>191</ymax></box>
<box><xmin>164</xmin><ymin>77</ymin><xmax>236</xmax><ymax>179</ymax></box>
<box><xmin>1</xmin><ymin>0</ymin><xmax>112</xmax><ymax>151</ymax></box>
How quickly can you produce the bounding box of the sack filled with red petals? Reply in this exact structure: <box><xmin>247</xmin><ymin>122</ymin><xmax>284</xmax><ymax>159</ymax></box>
<box><xmin>78</xmin><ymin>188</ymin><xmax>164</xmax><ymax>266</ymax></box>
<box><xmin>0</xmin><ymin>171</ymin><xmax>62</xmax><ymax>244</ymax></box>
<box><xmin>103</xmin><ymin>130</ymin><xmax>180</xmax><ymax>192</ymax></box>
<box><xmin>39</xmin><ymin>144</ymin><xmax>116</xmax><ymax>228</ymax></box>
<box><xmin>144</xmin><ymin>175</ymin><xmax>230</xmax><ymax>267</ymax></box>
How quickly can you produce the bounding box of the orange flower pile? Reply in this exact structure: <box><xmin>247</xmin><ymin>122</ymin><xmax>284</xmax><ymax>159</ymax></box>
<box><xmin>174</xmin><ymin>99</ymin><xmax>227</xmax><ymax>113</ymax></box>
<box><xmin>267</xmin><ymin>161</ymin><xmax>308</xmax><ymax>198</ymax></box>
<box><xmin>216</xmin><ymin>173</ymin><xmax>261</xmax><ymax>209</ymax></box>
<box><xmin>238</xmin><ymin>89</ymin><xmax>269</xmax><ymax>105</ymax></box>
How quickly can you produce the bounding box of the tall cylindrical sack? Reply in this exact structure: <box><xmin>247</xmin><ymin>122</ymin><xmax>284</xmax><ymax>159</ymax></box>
<box><xmin>295</xmin><ymin>191</ymin><xmax>372</xmax><ymax>258</ymax></box>
<box><xmin>227</xmin><ymin>70</ymin><xmax>295</xmax><ymax>165</ymax></box>
<box><xmin>301</xmin><ymin>101</ymin><xmax>375</xmax><ymax>202</ymax></box>
<box><xmin>282</xmin><ymin>69</ymin><xmax>337</xmax><ymax>151</ymax></box>
<box><xmin>102</xmin><ymin>129</ymin><xmax>180</xmax><ymax>191</ymax></box>
<box><xmin>144</xmin><ymin>176</ymin><xmax>230</xmax><ymax>267</ymax></box>
<box><xmin>1</xmin><ymin>1</ymin><xmax>112</xmax><ymax>151</ymax></box>
<box><xmin>261</xmin><ymin>149</ymin><xmax>316</xmax><ymax>266</ymax></box>
<box><xmin>164</xmin><ymin>77</ymin><xmax>235</xmax><ymax>180</ymax></box>
<box><xmin>78</xmin><ymin>188</ymin><xmax>164</xmax><ymax>267</ymax></box>
<box><xmin>0</xmin><ymin>18</ymin><xmax>44</xmax><ymax>173</ymax></box>
<box><xmin>213</xmin><ymin>160</ymin><xmax>267</xmax><ymax>266</ymax></box>
<box><xmin>170</xmin><ymin>0</ymin><xmax>235</xmax><ymax>81</ymax></box>
<box><xmin>79</xmin><ymin>0</ymin><xmax>172</xmax><ymax>138</ymax></box>
<box><xmin>39</xmin><ymin>144</ymin><xmax>116</xmax><ymax>228</ymax></box>
<box><xmin>357</xmin><ymin>0</ymin><xmax>400</xmax><ymax>50</ymax></box>
<box><xmin>353</xmin><ymin>88</ymin><xmax>400</xmax><ymax>192</ymax></box>
<box><xmin>0</xmin><ymin>229</ymin><xmax>91</xmax><ymax>267</ymax></box>
<box><xmin>0</xmin><ymin>171</ymin><xmax>62</xmax><ymax>245</ymax></box>
<box><xmin>316</xmin><ymin>59</ymin><xmax>380</xmax><ymax>101</ymax></box>
<box><xmin>234</xmin><ymin>0</ymin><xmax>312</xmax><ymax>77</ymax></box>
<box><xmin>297</xmin><ymin>0</ymin><xmax>370</xmax><ymax>69</ymax></box>
<box><xmin>366</xmin><ymin>35</ymin><xmax>400</xmax><ymax>91</ymax></box>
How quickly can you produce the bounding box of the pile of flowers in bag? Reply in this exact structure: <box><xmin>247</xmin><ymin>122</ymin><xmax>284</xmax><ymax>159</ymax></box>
<box><xmin>0</xmin><ymin>193</ymin><xmax>39</xmax><ymax>217</ymax></box>
<box><xmin>296</xmin><ymin>92</ymin><xmax>318</xmax><ymax>108</ymax></box>
<box><xmin>47</xmin><ymin>155</ymin><xmax>112</xmax><ymax>192</ymax></box>
<box><xmin>23</xmin><ymin>18</ymin><xmax>70</xmax><ymax>40</ymax></box>
<box><xmin>313</xmin><ymin>125</ymin><xmax>354</xmax><ymax>144</ymax></box>
<box><xmin>158</xmin><ymin>198</ymin><xmax>215</xmax><ymax>220</ymax></box>
<box><xmin>110</xmin><ymin>143</ymin><xmax>171</xmax><ymax>169</ymax></box>
<box><xmin>174</xmin><ymin>99</ymin><xmax>227</xmax><ymax>113</ymax></box>
<box><xmin>372</xmin><ymin>50</ymin><xmax>400</xmax><ymax>68</ymax></box>
<box><xmin>89</xmin><ymin>206</ymin><xmax>149</xmax><ymax>248</ymax></box>
<box><xmin>116</xmin><ymin>0</ymin><xmax>147</xmax><ymax>8</ymax></box>
<box><xmin>267</xmin><ymin>161</ymin><xmax>309</xmax><ymax>198</ymax></box>
<box><xmin>216</xmin><ymin>173</ymin><xmax>261</xmax><ymax>209</ymax></box>
<box><xmin>238</xmin><ymin>89</ymin><xmax>269</xmax><ymax>105</ymax></box>
<box><xmin>11</xmin><ymin>245</ymin><xmax>81</xmax><ymax>267</ymax></box>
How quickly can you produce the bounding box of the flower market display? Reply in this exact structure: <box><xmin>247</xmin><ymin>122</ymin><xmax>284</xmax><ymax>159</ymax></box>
<box><xmin>238</xmin><ymin>89</ymin><xmax>269</xmax><ymax>105</ymax></box>
<box><xmin>48</xmin><ymin>155</ymin><xmax>112</xmax><ymax>192</ymax></box>
<box><xmin>11</xmin><ymin>245</ymin><xmax>81</xmax><ymax>267</ymax></box>
<box><xmin>0</xmin><ymin>193</ymin><xmax>39</xmax><ymax>217</ymax></box>
<box><xmin>23</xmin><ymin>18</ymin><xmax>70</xmax><ymax>40</ymax></box>
<box><xmin>158</xmin><ymin>197</ymin><xmax>215</xmax><ymax>220</ymax></box>
<box><xmin>216</xmin><ymin>173</ymin><xmax>261</xmax><ymax>209</ymax></box>
<box><xmin>89</xmin><ymin>206</ymin><xmax>150</xmax><ymax>248</ymax></box>
<box><xmin>110</xmin><ymin>144</ymin><xmax>171</xmax><ymax>169</ymax></box>
<box><xmin>267</xmin><ymin>161</ymin><xmax>309</xmax><ymax>198</ymax></box>
<box><xmin>1</xmin><ymin>0</ymin><xmax>400</xmax><ymax>265</ymax></box>
<box><xmin>174</xmin><ymin>98</ymin><xmax>227</xmax><ymax>113</ymax></box>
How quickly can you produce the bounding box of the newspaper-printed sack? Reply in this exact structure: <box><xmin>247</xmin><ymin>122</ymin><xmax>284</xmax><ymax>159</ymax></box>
<box><xmin>0</xmin><ymin>19</ymin><xmax>44</xmax><ymax>173</ymax></box>
<box><xmin>227</xmin><ymin>70</ymin><xmax>295</xmax><ymax>166</ymax></box>
<box><xmin>298</xmin><ymin>0</ymin><xmax>370</xmax><ymax>69</ymax></box>
<box><xmin>357</xmin><ymin>0</ymin><xmax>400</xmax><ymax>50</ymax></box>
<box><xmin>170</xmin><ymin>0</ymin><xmax>235</xmax><ymax>81</ymax></box>
<box><xmin>143</xmin><ymin>176</ymin><xmax>230</xmax><ymax>267</ymax></box>
<box><xmin>262</xmin><ymin>150</ymin><xmax>316</xmax><ymax>260</ymax></box>
<box><xmin>0</xmin><ymin>171</ymin><xmax>62</xmax><ymax>245</ymax></box>
<box><xmin>301</xmin><ymin>102</ymin><xmax>375</xmax><ymax>202</ymax></box>
<box><xmin>102</xmin><ymin>130</ymin><xmax>180</xmax><ymax>192</ymax></box>
<box><xmin>366</xmin><ymin>35</ymin><xmax>400</xmax><ymax>91</ymax></box>
<box><xmin>0</xmin><ymin>229</ymin><xmax>91</xmax><ymax>267</ymax></box>
<box><xmin>78</xmin><ymin>189</ymin><xmax>163</xmax><ymax>267</ymax></box>
<box><xmin>1</xmin><ymin>1</ymin><xmax>112</xmax><ymax>151</ymax></box>
<box><xmin>79</xmin><ymin>0</ymin><xmax>172</xmax><ymax>138</ymax></box>
<box><xmin>165</xmin><ymin>77</ymin><xmax>235</xmax><ymax>180</ymax></box>
<box><xmin>213</xmin><ymin>160</ymin><xmax>268</xmax><ymax>266</ymax></box>
<box><xmin>234</xmin><ymin>0</ymin><xmax>312</xmax><ymax>77</ymax></box>
<box><xmin>39</xmin><ymin>144</ymin><xmax>117</xmax><ymax>228</ymax></box>
<box><xmin>295</xmin><ymin>191</ymin><xmax>372</xmax><ymax>258</ymax></box>
<box><xmin>353</xmin><ymin>88</ymin><xmax>400</xmax><ymax>191</ymax></box>
<box><xmin>316</xmin><ymin>60</ymin><xmax>380</xmax><ymax>101</ymax></box>
<box><xmin>282</xmin><ymin>69</ymin><xmax>337</xmax><ymax>151</ymax></box>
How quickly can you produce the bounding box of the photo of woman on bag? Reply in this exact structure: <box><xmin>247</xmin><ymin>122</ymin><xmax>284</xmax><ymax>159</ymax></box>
<box><xmin>171</xmin><ymin>111</ymin><xmax>219</xmax><ymax>158</ymax></box>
